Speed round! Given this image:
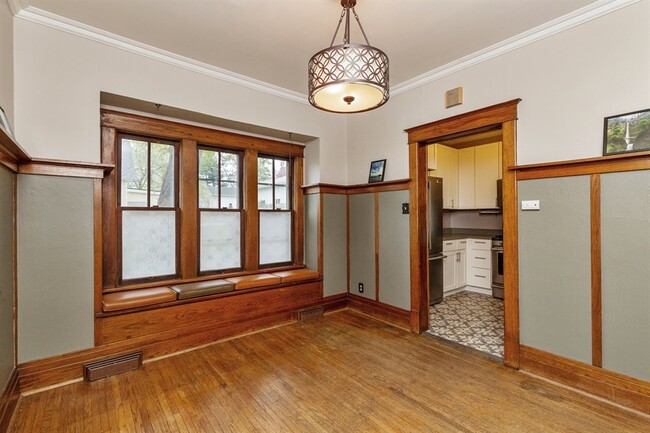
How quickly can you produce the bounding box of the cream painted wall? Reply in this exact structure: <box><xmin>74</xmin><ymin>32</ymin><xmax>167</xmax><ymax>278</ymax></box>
<box><xmin>346</xmin><ymin>0</ymin><xmax>650</xmax><ymax>183</ymax></box>
<box><xmin>0</xmin><ymin>0</ymin><xmax>13</xmax><ymax>121</ymax></box>
<box><xmin>12</xmin><ymin>19</ymin><xmax>347</xmax><ymax>184</ymax></box>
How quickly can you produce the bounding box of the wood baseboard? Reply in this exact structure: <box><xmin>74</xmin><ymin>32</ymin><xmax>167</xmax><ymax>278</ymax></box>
<box><xmin>0</xmin><ymin>368</ymin><xmax>20</xmax><ymax>433</ymax></box>
<box><xmin>348</xmin><ymin>294</ymin><xmax>410</xmax><ymax>330</ymax></box>
<box><xmin>520</xmin><ymin>345</ymin><xmax>650</xmax><ymax>414</ymax></box>
<box><xmin>321</xmin><ymin>293</ymin><xmax>348</xmax><ymax>313</ymax></box>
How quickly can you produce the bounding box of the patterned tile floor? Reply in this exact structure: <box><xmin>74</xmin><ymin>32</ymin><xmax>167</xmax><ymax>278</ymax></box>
<box><xmin>426</xmin><ymin>291</ymin><xmax>504</xmax><ymax>358</ymax></box>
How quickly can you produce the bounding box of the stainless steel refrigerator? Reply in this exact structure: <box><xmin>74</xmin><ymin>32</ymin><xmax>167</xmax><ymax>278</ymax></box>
<box><xmin>428</xmin><ymin>177</ymin><xmax>444</xmax><ymax>305</ymax></box>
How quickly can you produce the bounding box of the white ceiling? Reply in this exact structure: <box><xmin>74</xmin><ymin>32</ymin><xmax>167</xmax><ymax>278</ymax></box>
<box><xmin>18</xmin><ymin>0</ymin><xmax>602</xmax><ymax>95</ymax></box>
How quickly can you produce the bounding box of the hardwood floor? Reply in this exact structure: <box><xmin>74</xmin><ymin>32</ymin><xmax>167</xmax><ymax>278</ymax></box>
<box><xmin>9</xmin><ymin>310</ymin><xmax>650</xmax><ymax>432</ymax></box>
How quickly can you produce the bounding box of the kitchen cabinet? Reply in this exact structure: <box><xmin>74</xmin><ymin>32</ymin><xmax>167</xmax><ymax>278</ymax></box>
<box><xmin>467</xmin><ymin>238</ymin><xmax>492</xmax><ymax>289</ymax></box>
<box><xmin>429</xmin><ymin>144</ymin><xmax>459</xmax><ymax>209</ymax></box>
<box><xmin>430</xmin><ymin>142</ymin><xmax>501</xmax><ymax>209</ymax></box>
<box><xmin>457</xmin><ymin>148</ymin><xmax>475</xmax><ymax>209</ymax></box>
<box><xmin>474</xmin><ymin>142</ymin><xmax>501</xmax><ymax>208</ymax></box>
<box><xmin>442</xmin><ymin>239</ymin><xmax>467</xmax><ymax>293</ymax></box>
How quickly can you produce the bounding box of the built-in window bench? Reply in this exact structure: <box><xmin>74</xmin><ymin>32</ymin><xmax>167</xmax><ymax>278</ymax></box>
<box><xmin>100</xmin><ymin>268</ymin><xmax>321</xmax><ymax>315</ymax></box>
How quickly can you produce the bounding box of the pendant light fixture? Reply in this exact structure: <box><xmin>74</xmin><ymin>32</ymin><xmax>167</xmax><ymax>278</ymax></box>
<box><xmin>308</xmin><ymin>0</ymin><xmax>389</xmax><ymax>114</ymax></box>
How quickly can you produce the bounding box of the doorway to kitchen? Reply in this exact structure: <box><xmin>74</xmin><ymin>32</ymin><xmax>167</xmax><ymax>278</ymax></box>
<box><xmin>405</xmin><ymin>99</ymin><xmax>521</xmax><ymax>366</ymax></box>
<box><xmin>423</xmin><ymin>127</ymin><xmax>505</xmax><ymax>358</ymax></box>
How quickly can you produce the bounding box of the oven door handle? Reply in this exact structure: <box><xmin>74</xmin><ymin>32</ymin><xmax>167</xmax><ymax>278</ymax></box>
<box><xmin>491</xmin><ymin>248</ymin><xmax>503</xmax><ymax>252</ymax></box>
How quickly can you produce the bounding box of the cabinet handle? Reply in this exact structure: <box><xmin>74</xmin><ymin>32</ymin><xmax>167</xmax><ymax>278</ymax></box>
<box><xmin>456</xmin><ymin>252</ymin><xmax>460</xmax><ymax>263</ymax></box>
<box><xmin>474</xmin><ymin>275</ymin><xmax>486</xmax><ymax>278</ymax></box>
<box><xmin>475</xmin><ymin>257</ymin><xmax>486</xmax><ymax>260</ymax></box>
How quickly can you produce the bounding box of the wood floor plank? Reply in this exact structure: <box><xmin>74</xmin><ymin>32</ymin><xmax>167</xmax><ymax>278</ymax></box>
<box><xmin>9</xmin><ymin>310</ymin><xmax>650</xmax><ymax>433</ymax></box>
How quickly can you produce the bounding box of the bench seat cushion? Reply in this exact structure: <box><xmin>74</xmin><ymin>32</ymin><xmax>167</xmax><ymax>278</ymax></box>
<box><xmin>170</xmin><ymin>279</ymin><xmax>235</xmax><ymax>300</ymax></box>
<box><xmin>227</xmin><ymin>273</ymin><xmax>281</xmax><ymax>290</ymax></box>
<box><xmin>103</xmin><ymin>287</ymin><xmax>176</xmax><ymax>312</ymax></box>
<box><xmin>272</xmin><ymin>269</ymin><xmax>320</xmax><ymax>283</ymax></box>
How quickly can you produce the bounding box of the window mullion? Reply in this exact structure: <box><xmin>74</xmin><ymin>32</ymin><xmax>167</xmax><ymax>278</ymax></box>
<box><xmin>244</xmin><ymin>149</ymin><xmax>259</xmax><ymax>271</ymax></box>
<box><xmin>145</xmin><ymin>141</ymin><xmax>151</xmax><ymax>208</ymax></box>
<box><xmin>180</xmin><ymin>139</ymin><xmax>198</xmax><ymax>279</ymax></box>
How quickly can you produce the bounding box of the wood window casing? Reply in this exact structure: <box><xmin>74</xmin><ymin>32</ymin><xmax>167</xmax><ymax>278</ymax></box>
<box><xmin>101</xmin><ymin>110</ymin><xmax>305</xmax><ymax>292</ymax></box>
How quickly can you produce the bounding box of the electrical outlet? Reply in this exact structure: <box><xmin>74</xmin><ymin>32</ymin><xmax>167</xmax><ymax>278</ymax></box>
<box><xmin>358</xmin><ymin>282</ymin><xmax>364</xmax><ymax>293</ymax></box>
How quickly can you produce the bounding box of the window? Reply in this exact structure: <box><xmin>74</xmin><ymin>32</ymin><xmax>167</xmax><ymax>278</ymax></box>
<box><xmin>258</xmin><ymin>156</ymin><xmax>292</xmax><ymax>266</ymax></box>
<box><xmin>118</xmin><ymin>134</ymin><xmax>178</xmax><ymax>282</ymax></box>
<box><xmin>198</xmin><ymin>147</ymin><xmax>243</xmax><ymax>272</ymax></box>
<box><xmin>102</xmin><ymin>110</ymin><xmax>304</xmax><ymax>290</ymax></box>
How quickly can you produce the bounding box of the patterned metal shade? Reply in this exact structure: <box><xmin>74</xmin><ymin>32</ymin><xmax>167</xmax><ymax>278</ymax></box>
<box><xmin>308</xmin><ymin>1</ymin><xmax>389</xmax><ymax>113</ymax></box>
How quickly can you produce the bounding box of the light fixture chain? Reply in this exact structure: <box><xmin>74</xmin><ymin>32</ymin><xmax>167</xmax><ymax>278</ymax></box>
<box><xmin>352</xmin><ymin>7</ymin><xmax>371</xmax><ymax>45</ymax></box>
<box><xmin>329</xmin><ymin>9</ymin><xmax>347</xmax><ymax>47</ymax></box>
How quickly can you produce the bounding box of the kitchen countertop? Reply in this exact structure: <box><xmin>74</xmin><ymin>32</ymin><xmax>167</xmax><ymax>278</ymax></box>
<box><xmin>442</xmin><ymin>229</ymin><xmax>502</xmax><ymax>240</ymax></box>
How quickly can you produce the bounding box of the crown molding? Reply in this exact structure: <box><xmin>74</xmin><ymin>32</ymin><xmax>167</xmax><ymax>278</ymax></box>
<box><xmin>391</xmin><ymin>0</ymin><xmax>640</xmax><ymax>96</ymax></box>
<box><xmin>10</xmin><ymin>0</ymin><xmax>640</xmax><ymax>102</ymax></box>
<box><xmin>12</xmin><ymin>5</ymin><xmax>308</xmax><ymax>105</ymax></box>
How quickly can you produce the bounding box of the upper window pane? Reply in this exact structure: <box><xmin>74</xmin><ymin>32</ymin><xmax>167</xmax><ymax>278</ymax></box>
<box><xmin>199</xmin><ymin>148</ymin><xmax>241</xmax><ymax>209</ymax></box>
<box><xmin>258</xmin><ymin>156</ymin><xmax>289</xmax><ymax>210</ymax></box>
<box><xmin>120</xmin><ymin>137</ymin><xmax>176</xmax><ymax>208</ymax></box>
<box><xmin>150</xmin><ymin>142</ymin><xmax>175</xmax><ymax>208</ymax></box>
<box><xmin>120</xmin><ymin>139</ymin><xmax>148</xmax><ymax>207</ymax></box>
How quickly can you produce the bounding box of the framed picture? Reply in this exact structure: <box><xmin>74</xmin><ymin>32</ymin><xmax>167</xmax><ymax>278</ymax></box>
<box><xmin>0</xmin><ymin>106</ymin><xmax>15</xmax><ymax>139</ymax></box>
<box><xmin>603</xmin><ymin>108</ymin><xmax>650</xmax><ymax>156</ymax></box>
<box><xmin>368</xmin><ymin>159</ymin><xmax>386</xmax><ymax>183</ymax></box>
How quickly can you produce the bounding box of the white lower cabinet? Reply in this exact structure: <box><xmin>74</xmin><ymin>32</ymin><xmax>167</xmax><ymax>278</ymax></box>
<box><xmin>442</xmin><ymin>239</ymin><xmax>467</xmax><ymax>293</ymax></box>
<box><xmin>467</xmin><ymin>238</ymin><xmax>492</xmax><ymax>289</ymax></box>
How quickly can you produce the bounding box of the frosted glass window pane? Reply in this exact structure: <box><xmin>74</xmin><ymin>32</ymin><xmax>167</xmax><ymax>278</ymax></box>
<box><xmin>200</xmin><ymin>211</ymin><xmax>241</xmax><ymax>271</ymax></box>
<box><xmin>122</xmin><ymin>211</ymin><xmax>176</xmax><ymax>280</ymax></box>
<box><xmin>259</xmin><ymin>212</ymin><xmax>291</xmax><ymax>265</ymax></box>
<box><xmin>120</xmin><ymin>139</ymin><xmax>148</xmax><ymax>207</ymax></box>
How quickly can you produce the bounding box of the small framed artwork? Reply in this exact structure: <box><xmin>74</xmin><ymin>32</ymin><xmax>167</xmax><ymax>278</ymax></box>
<box><xmin>0</xmin><ymin>106</ymin><xmax>15</xmax><ymax>139</ymax></box>
<box><xmin>368</xmin><ymin>159</ymin><xmax>386</xmax><ymax>183</ymax></box>
<box><xmin>603</xmin><ymin>108</ymin><xmax>650</xmax><ymax>156</ymax></box>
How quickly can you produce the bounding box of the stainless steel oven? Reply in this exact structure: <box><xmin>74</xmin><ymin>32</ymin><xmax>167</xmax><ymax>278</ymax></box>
<box><xmin>491</xmin><ymin>237</ymin><xmax>504</xmax><ymax>299</ymax></box>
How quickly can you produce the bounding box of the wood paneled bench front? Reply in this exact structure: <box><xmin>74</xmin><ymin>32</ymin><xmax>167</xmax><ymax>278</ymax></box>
<box><xmin>96</xmin><ymin>268</ymin><xmax>323</xmax><ymax>352</ymax></box>
<box><xmin>101</xmin><ymin>268</ymin><xmax>321</xmax><ymax>314</ymax></box>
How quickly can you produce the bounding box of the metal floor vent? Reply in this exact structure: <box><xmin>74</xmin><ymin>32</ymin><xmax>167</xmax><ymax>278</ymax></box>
<box><xmin>297</xmin><ymin>306</ymin><xmax>324</xmax><ymax>323</ymax></box>
<box><xmin>84</xmin><ymin>352</ymin><xmax>143</xmax><ymax>382</ymax></box>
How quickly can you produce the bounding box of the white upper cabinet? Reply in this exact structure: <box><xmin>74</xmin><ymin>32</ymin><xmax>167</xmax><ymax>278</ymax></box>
<box><xmin>474</xmin><ymin>142</ymin><xmax>501</xmax><ymax>208</ymax></box>
<box><xmin>430</xmin><ymin>142</ymin><xmax>501</xmax><ymax>210</ymax></box>
<box><xmin>429</xmin><ymin>144</ymin><xmax>459</xmax><ymax>209</ymax></box>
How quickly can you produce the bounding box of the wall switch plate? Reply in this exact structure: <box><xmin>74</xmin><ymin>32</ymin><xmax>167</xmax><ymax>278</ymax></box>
<box><xmin>401</xmin><ymin>203</ymin><xmax>409</xmax><ymax>214</ymax></box>
<box><xmin>521</xmin><ymin>200</ymin><xmax>540</xmax><ymax>211</ymax></box>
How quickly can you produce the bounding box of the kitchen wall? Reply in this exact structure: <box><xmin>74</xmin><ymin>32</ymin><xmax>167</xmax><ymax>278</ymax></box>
<box><xmin>443</xmin><ymin>210</ymin><xmax>502</xmax><ymax>231</ymax></box>
<box><xmin>0</xmin><ymin>166</ymin><xmax>14</xmax><ymax>390</ymax></box>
